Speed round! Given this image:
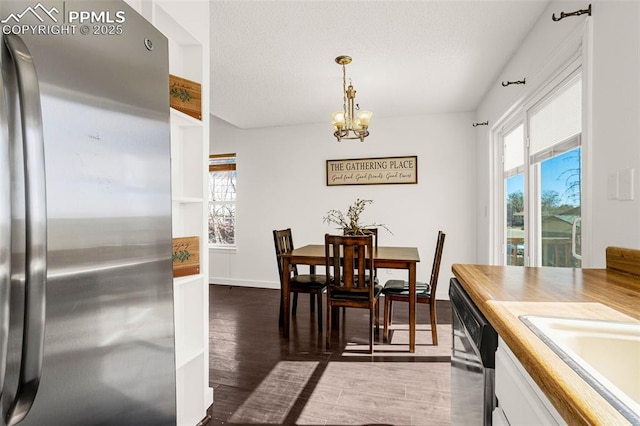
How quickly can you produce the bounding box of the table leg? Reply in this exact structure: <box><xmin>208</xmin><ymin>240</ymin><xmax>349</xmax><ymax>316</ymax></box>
<box><xmin>409</xmin><ymin>262</ymin><xmax>416</xmax><ymax>353</ymax></box>
<box><xmin>282</xmin><ymin>257</ymin><xmax>291</xmax><ymax>339</ymax></box>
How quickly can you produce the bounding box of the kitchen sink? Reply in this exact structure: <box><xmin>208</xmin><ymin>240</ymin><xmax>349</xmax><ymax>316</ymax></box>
<box><xmin>520</xmin><ymin>315</ymin><xmax>640</xmax><ymax>424</ymax></box>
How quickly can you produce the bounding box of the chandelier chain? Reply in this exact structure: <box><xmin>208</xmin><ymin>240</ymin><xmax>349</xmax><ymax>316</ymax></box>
<box><xmin>342</xmin><ymin>63</ymin><xmax>347</xmax><ymax>123</ymax></box>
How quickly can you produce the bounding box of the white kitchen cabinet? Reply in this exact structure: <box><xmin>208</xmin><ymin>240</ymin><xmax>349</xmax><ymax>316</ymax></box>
<box><xmin>124</xmin><ymin>1</ymin><xmax>212</xmax><ymax>424</ymax></box>
<box><xmin>494</xmin><ymin>337</ymin><xmax>566</xmax><ymax>426</ymax></box>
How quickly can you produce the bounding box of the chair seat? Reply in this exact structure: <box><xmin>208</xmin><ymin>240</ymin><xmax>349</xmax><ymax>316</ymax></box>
<box><xmin>290</xmin><ymin>274</ymin><xmax>327</xmax><ymax>290</ymax></box>
<box><xmin>331</xmin><ymin>284</ymin><xmax>383</xmax><ymax>301</ymax></box>
<box><xmin>382</xmin><ymin>279</ymin><xmax>431</xmax><ymax>297</ymax></box>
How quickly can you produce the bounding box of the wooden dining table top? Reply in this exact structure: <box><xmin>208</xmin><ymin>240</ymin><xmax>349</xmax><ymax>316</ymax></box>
<box><xmin>282</xmin><ymin>244</ymin><xmax>421</xmax><ymax>266</ymax></box>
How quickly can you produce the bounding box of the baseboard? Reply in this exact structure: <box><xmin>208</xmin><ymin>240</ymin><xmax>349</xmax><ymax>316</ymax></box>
<box><xmin>208</xmin><ymin>280</ymin><xmax>453</xmax><ymax>324</ymax></box>
<box><xmin>196</xmin><ymin>414</ymin><xmax>211</xmax><ymax>426</ymax></box>
<box><xmin>208</xmin><ymin>276</ymin><xmax>279</xmax><ymax>290</ymax></box>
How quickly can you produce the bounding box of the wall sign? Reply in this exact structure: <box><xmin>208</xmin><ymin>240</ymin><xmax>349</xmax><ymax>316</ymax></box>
<box><xmin>326</xmin><ymin>156</ymin><xmax>418</xmax><ymax>186</ymax></box>
<box><xmin>169</xmin><ymin>74</ymin><xmax>202</xmax><ymax>120</ymax></box>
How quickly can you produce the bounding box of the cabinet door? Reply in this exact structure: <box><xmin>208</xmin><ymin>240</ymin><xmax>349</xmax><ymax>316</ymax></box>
<box><xmin>495</xmin><ymin>338</ymin><xmax>566</xmax><ymax>425</ymax></box>
<box><xmin>492</xmin><ymin>406</ymin><xmax>510</xmax><ymax>426</ymax></box>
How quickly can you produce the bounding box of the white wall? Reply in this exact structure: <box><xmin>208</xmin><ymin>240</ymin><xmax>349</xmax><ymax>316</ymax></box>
<box><xmin>475</xmin><ymin>0</ymin><xmax>640</xmax><ymax>266</ymax></box>
<box><xmin>589</xmin><ymin>1</ymin><xmax>640</xmax><ymax>264</ymax></box>
<box><xmin>210</xmin><ymin>112</ymin><xmax>476</xmax><ymax>299</ymax></box>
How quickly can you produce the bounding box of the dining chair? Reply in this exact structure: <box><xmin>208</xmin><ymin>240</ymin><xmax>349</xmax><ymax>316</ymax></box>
<box><xmin>381</xmin><ymin>230</ymin><xmax>446</xmax><ymax>345</ymax></box>
<box><xmin>273</xmin><ymin>228</ymin><xmax>327</xmax><ymax>331</ymax></box>
<box><xmin>324</xmin><ymin>233</ymin><xmax>382</xmax><ymax>353</ymax></box>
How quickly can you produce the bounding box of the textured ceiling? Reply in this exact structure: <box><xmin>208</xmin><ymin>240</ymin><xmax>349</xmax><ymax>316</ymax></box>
<box><xmin>211</xmin><ymin>0</ymin><xmax>551</xmax><ymax>129</ymax></box>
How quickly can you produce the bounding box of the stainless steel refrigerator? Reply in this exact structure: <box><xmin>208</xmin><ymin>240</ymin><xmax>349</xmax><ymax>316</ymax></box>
<box><xmin>0</xmin><ymin>1</ymin><xmax>177</xmax><ymax>424</ymax></box>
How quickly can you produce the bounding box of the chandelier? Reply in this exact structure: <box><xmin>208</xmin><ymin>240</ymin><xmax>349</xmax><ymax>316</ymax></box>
<box><xmin>332</xmin><ymin>56</ymin><xmax>372</xmax><ymax>142</ymax></box>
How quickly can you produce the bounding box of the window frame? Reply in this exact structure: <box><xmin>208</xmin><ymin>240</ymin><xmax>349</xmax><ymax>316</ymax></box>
<box><xmin>208</xmin><ymin>153</ymin><xmax>237</xmax><ymax>249</ymax></box>
<box><xmin>499</xmin><ymin>119</ymin><xmax>526</xmax><ymax>265</ymax></box>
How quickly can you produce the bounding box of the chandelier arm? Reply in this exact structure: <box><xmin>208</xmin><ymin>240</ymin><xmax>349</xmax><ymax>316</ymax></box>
<box><xmin>335</xmin><ymin>129</ymin><xmax>369</xmax><ymax>140</ymax></box>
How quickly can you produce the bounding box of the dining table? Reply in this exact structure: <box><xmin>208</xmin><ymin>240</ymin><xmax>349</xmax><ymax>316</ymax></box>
<box><xmin>280</xmin><ymin>244</ymin><xmax>421</xmax><ymax>353</ymax></box>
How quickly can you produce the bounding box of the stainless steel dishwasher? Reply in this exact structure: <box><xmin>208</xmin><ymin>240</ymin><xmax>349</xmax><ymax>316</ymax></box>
<box><xmin>450</xmin><ymin>277</ymin><xmax>498</xmax><ymax>425</ymax></box>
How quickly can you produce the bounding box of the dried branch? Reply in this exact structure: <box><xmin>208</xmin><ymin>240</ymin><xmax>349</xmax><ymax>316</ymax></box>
<box><xmin>323</xmin><ymin>198</ymin><xmax>392</xmax><ymax>235</ymax></box>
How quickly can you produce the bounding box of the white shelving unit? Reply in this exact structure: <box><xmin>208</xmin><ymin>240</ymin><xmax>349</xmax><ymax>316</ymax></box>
<box><xmin>125</xmin><ymin>1</ymin><xmax>212</xmax><ymax>424</ymax></box>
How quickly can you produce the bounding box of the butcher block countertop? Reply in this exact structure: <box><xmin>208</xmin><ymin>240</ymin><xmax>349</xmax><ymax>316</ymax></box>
<box><xmin>451</xmin><ymin>247</ymin><xmax>640</xmax><ymax>426</ymax></box>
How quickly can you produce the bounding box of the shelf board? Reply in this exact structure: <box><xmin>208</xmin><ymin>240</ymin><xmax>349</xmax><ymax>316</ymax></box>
<box><xmin>173</xmin><ymin>273</ymin><xmax>204</xmax><ymax>287</ymax></box>
<box><xmin>172</xmin><ymin>197</ymin><xmax>204</xmax><ymax>204</ymax></box>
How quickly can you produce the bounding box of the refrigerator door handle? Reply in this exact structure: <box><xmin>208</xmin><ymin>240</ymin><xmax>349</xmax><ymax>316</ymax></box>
<box><xmin>0</xmin><ymin>35</ymin><xmax>11</xmax><ymax>411</ymax></box>
<box><xmin>2</xmin><ymin>34</ymin><xmax>47</xmax><ymax>426</ymax></box>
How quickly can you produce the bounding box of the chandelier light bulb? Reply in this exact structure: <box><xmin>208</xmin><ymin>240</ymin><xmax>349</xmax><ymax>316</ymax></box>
<box><xmin>357</xmin><ymin>110</ymin><xmax>372</xmax><ymax>127</ymax></box>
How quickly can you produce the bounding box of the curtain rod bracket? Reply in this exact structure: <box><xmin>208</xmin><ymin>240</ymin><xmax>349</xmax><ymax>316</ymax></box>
<box><xmin>502</xmin><ymin>78</ymin><xmax>526</xmax><ymax>87</ymax></box>
<box><xmin>552</xmin><ymin>4</ymin><xmax>591</xmax><ymax>21</ymax></box>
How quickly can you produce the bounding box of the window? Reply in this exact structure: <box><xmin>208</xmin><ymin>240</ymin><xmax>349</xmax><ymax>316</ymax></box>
<box><xmin>209</xmin><ymin>153</ymin><xmax>236</xmax><ymax>246</ymax></box>
<box><xmin>496</xmin><ymin>65</ymin><xmax>583</xmax><ymax>268</ymax></box>
<box><xmin>529</xmin><ymin>75</ymin><xmax>582</xmax><ymax>267</ymax></box>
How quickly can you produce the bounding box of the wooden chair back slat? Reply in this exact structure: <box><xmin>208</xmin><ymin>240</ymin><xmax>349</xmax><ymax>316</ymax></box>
<box><xmin>429</xmin><ymin>231</ymin><xmax>446</xmax><ymax>295</ymax></box>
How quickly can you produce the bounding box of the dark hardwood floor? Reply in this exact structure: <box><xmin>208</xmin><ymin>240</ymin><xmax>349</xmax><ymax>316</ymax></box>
<box><xmin>205</xmin><ymin>284</ymin><xmax>452</xmax><ymax>425</ymax></box>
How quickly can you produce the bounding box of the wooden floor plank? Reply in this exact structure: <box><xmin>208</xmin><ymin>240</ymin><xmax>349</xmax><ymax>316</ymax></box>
<box><xmin>205</xmin><ymin>284</ymin><xmax>452</xmax><ymax>425</ymax></box>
